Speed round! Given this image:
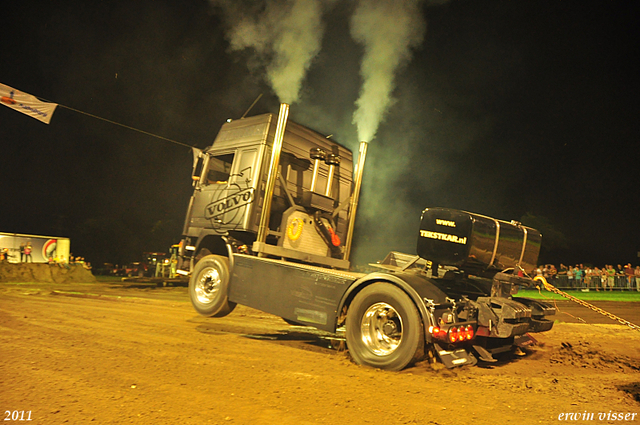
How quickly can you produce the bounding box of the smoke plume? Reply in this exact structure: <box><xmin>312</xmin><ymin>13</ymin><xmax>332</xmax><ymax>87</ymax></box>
<box><xmin>213</xmin><ymin>0</ymin><xmax>327</xmax><ymax>104</ymax></box>
<box><xmin>350</xmin><ymin>0</ymin><xmax>426</xmax><ymax>142</ymax></box>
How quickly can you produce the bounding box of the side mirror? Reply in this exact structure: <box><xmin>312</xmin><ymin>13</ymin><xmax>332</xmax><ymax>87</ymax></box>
<box><xmin>192</xmin><ymin>156</ymin><xmax>204</xmax><ymax>186</ymax></box>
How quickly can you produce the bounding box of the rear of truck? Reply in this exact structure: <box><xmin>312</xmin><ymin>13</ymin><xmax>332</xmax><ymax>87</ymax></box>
<box><xmin>367</xmin><ymin>208</ymin><xmax>556</xmax><ymax>367</ymax></box>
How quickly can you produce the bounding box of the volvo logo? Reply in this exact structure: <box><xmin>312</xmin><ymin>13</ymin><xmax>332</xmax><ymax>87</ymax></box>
<box><xmin>205</xmin><ymin>188</ymin><xmax>254</xmax><ymax>219</ymax></box>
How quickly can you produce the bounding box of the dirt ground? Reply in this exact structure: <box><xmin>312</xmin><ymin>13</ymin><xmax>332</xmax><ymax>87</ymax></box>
<box><xmin>0</xmin><ymin>263</ymin><xmax>97</xmax><ymax>284</ymax></box>
<box><xmin>1</xmin><ymin>278</ymin><xmax>639</xmax><ymax>425</ymax></box>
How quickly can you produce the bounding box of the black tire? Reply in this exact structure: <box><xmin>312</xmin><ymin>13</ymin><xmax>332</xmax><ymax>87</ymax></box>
<box><xmin>346</xmin><ymin>282</ymin><xmax>424</xmax><ymax>371</ymax></box>
<box><xmin>189</xmin><ymin>255</ymin><xmax>236</xmax><ymax>317</ymax></box>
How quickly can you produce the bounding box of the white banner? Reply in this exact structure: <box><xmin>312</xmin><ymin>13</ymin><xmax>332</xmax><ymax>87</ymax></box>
<box><xmin>0</xmin><ymin>83</ymin><xmax>58</xmax><ymax>124</ymax></box>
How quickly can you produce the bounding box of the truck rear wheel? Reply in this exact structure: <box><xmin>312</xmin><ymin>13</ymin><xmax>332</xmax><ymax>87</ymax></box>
<box><xmin>346</xmin><ymin>282</ymin><xmax>424</xmax><ymax>371</ymax></box>
<box><xmin>189</xmin><ymin>255</ymin><xmax>236</xmax><ymax>317</ymax></box>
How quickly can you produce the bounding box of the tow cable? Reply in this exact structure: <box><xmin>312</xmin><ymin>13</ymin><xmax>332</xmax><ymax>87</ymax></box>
<box><xmin>534</xmin><ymin>276</ymin><xmax>640</xmax><ymax>331</ymax></box>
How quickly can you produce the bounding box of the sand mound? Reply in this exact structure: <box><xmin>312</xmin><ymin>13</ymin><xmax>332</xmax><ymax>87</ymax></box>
<box><xmin>0</xmin><ymin>262</ymin><xmax>97</xmax><ymax>283</ymax></box>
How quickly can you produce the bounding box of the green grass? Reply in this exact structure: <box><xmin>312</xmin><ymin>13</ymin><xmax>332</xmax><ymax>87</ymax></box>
<box><xmin>95</xmin><ymin>275</ymin><xmax>125</xmax><ymax>283</ymax></box>
<box><xmin>518</xmin><ymin>288</ymin><xmax>640</xmax><ymax>302</ymax></box>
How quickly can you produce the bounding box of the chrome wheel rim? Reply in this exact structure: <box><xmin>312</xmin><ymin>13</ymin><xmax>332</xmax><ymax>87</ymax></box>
<box><xmin>195</xmin><ymin>267</ymin><xmax>221</xmax><ymax>304</ymax></box>
<box><xmin>360</xmin><ymin>302</ymin><xmax>403</xmax><ymax>356</ymax></box>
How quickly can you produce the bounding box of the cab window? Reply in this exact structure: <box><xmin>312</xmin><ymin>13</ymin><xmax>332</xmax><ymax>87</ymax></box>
<box><xmin>203</xmin><ymin>153</ymin><xmax>234</xmax><ymax>185</ymax></box>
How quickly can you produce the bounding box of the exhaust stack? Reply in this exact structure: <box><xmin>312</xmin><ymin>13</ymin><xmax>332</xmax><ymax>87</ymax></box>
<box><xmin>255</xmin><ymin>103</ymin><xmax>290</xmax><ymax>247</ymax></box>
<box><xmin>324</xmin><ymin>146</ymin><xmax>340</xmax><ymax>198</ymax></box>
<box><xmin>343</xmin><ymin>141</ymin><xmax>368</xmax><ymax>261</ymax></box>
<box><xmin>309</xmin><ymin>147</ymin><xmax>326</xmax><ymax>192</ymax></box>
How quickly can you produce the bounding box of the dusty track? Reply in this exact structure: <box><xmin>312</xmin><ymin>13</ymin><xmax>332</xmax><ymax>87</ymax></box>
<box><xmin>1</xmin><ymin>281</ymin><xmax>638</xmax><ymax>424</ymax></box>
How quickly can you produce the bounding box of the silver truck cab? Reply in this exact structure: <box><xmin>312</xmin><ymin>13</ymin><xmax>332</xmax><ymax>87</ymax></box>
<box><xmin>182</xmin><ymin>112</ymin><xmax>355</xmax><ymax>269</ymax></box>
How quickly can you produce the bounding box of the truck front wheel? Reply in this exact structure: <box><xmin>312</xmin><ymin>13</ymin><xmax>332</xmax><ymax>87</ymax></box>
<box><xmin>189</xmin><ymin>255</ymin><xmax>236</xmax><ymax>317</ymax></box>
<box><xmin>346</xmin><ymin>282</ymin><xmax>424</xmax><ymax>371</ymax></box>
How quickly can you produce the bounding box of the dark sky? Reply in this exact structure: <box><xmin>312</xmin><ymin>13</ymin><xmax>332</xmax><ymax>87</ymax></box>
<box><xmin>2</xmin><ymin>0</ymin><xmax>639</xmax><ymax>267</ymax></box>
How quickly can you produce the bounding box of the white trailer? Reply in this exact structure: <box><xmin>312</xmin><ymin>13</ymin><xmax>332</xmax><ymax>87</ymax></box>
<box><xmin>0</xmin><ymin>232</ymin><xmax>70</xmax><ymax>264</ymax></box>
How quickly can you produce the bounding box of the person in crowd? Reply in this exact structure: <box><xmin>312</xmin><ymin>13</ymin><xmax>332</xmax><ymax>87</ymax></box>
<box><xmin>567</xmin><ymin>266</ymin><xmax>574</xmax><ymax>288</ymax></box>
<box><xmin>556</xmin><ymin>264</ymin><xmax>567</xmax><ymax>287</ymax></box>
<box><xmin>606</xmin><ymin>265</ymin><xmax>616</xmax><ymax>291</ymax></box>
<box><xmin>24</xmin><ymin>243</ymin><xmax>33</xmax><ymax>263</ymax></box>
<box><xmin>574</xmin><ymin>265</ymin><xmax>584</xmax><ymax>288</ymax></box>
<box><xmin>600</xmin><ymin>266</ymin><xmax>608</xmax><ymax>291</ymax></box>
<box><xmin>593</xmin><ymin>267</ymin><xmax>600</xmax><ymax>289</ymax></box>
<box><xmin>624</xmin><ymin>263</ymin><xmax>635</xmax><ymax>290</ymax></box>
<box><xmin>584</xmin><ymin>266</ymin><xmax>593</xmax><ymax>290</ymax></box>
<box><xmin>19</xmin><ymin>243</ymin><xmax>25</xmax><ymax>262</ymax></box>
<box><xmin>616</xmin><ymin>264</ymin><xmax>626</xmax><ymax>289</ymax></box>
<box><xmin>635</xmin><ymin>266</ymin><xmax>640</xmax><ymax>292</ymax></box>
<box><xmin>596</xmin><ymin>267</ymin><xmax>603</xmax><ymax>289</ymax></box>
<box><xmin>58</xmin><ymin>255</ymin><xmax>71</xmax><ymax>270</ymax></box>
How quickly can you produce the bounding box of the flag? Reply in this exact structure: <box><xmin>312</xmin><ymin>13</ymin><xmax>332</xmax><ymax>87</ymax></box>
<box><xmin>0</xmin><ymin>83</ymin><xmax>58</xmax><ymax>124</ymax></box>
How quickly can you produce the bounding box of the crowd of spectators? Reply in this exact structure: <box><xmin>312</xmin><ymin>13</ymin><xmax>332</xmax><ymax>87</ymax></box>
<box><xmin>47</xmin><ymin>253</ymin><xmax>92</xmax><ymax>270</ymax></box>
<box><xmin>536</xmin><ymin>263</ymin><xmax>640</xmax><ymax>291</ymax></box>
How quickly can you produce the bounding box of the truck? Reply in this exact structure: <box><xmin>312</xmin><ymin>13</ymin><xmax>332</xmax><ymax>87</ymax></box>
<box><xmin>177</xmin><ymin>103</ymin><xmax>556</xmax><ymax>370</ymax></box>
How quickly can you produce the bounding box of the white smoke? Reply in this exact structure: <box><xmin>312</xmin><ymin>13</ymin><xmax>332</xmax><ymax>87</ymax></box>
<box><xmin>214</xmin><ymin>0</ymin><xmax>327</xmax><ymax>104</ymax></box>
<box><xmin>350</xmin><ymin>0</ymin><xmax>426</xmax><ymax>142</ymax></box>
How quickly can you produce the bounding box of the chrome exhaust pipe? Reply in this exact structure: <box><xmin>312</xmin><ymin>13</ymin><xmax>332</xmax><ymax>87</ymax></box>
<box><xmin>324</xmin><ymin>148</ymin><xmax>340</xmax><ymax>198</ymax></box>
<box><xmin>309</xmin><ymin>147</ymin><xmax>325</xmax><ymax>192</ymax></box>
<box><xmin>256</xmin><ymin>103</ymin><xmax>290</xmax><ymax>246</ymax></box>
<box><xmin>343</xmin><ymin>141</ymin><xmax>368</xmax><ymax>261</ymax></box>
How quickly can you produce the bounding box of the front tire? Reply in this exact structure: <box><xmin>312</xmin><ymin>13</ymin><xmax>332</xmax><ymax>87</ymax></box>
<box><xmin>189</xmin><ymin>255</ymin><xmax>236</xmax><ymax>317</ymax></box>
<box><xmin>346</xmin><ymin>282</ymin><xmax>424</xmax><ymax>371</ymax></box>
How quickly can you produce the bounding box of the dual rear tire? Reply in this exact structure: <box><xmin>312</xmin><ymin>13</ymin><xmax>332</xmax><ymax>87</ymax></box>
<box><xmin>346</xmin><ymin>282</ymin><xmax>424</xmax><ymax>371</ymax></box>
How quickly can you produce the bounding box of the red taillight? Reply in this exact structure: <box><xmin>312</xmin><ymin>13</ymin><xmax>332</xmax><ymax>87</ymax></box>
<box><xmin>458</xmin><ymin>328</ymin><xmax>466</xmax><ymax>342</ymax></box>
<box><xmin>430</xmin><ymin>326</ymin><xmax>447</xmax><ymax>340</ymax></box>
<box><xmin>465</xmin><ymin>325</ymin><xmax>474</xmax><ymax>340</ymax></box>
<box><xmin>447</xmin><ymin>325</ymin><xmax>475</xmax><ymax>343</ymax></box>
<box><xmin>449</xmin><ymin>327</ymin><xmax>458</xmax><ymax>343</ymax></box>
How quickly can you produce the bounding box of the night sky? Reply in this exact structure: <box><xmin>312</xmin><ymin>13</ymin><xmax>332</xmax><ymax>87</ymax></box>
<box><xmin>2</xmin><ymin>0</ymin><xmax>638</xmax><ymax>268</ymax></box>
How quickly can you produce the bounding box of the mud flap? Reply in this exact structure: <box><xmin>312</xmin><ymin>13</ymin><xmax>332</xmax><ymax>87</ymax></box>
<box><xmin>433</xmin><ymin>343</ymin><xmax>477</xmax><ymax>368</ymax></box>
<box><xmin>472</xmin><ymin>334</ymin><xmax>538</xmax><ymax>363</ymax></box>
<box><xmin>472</xmin><ymin>345</ymin><xmax>497</xmax><ymax>362</ymax></box>
<box><xmin>514</xmin><ymin>333</ymin><xmax>537</xmax><ymax>347</ymax></box>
